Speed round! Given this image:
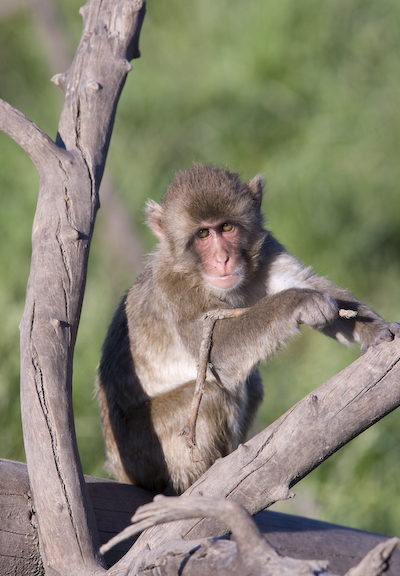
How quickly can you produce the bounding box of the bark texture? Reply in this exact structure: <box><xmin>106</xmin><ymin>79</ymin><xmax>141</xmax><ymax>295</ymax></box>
<box><xmin>0</xmin><ymin>1</ymin><xmax>145</xmax><ymax>575</ymax></box>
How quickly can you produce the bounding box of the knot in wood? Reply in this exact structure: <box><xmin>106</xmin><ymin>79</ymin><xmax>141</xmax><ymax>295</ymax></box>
<box><xmin>87</xmin><ymin>81</ymin><xmax>102</xmax><ymax>92</ymax></box>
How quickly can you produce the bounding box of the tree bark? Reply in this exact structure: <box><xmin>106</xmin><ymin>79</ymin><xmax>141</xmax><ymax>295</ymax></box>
<box><xmin>0</xmin><ymin>1</ymin><xmax>145</xmax><ymax>575</ymax></box>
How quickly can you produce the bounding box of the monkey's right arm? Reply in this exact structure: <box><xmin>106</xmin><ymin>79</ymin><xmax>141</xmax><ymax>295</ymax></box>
<box><xmin>208</xmin><ymin>286</ymin><xmax>339</xmax><ymax>386</ymax></box>
<box><xmin>265</xmin><ymin>240</ymin><xmax>400</xmax><ymax>354</ymax></box>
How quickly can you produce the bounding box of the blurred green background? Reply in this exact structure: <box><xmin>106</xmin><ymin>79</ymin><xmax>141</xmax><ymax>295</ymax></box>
<box><xmin>1</xmin><ymin>0</ymin><xmax>399</xmax><ymax>536</ymax></box>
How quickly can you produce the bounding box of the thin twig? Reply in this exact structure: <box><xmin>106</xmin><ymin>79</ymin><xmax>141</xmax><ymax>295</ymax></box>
<box><xmin>179</xmin><ymin>308</ymin><xmax>246</xmax><ymax>450</ymax></box>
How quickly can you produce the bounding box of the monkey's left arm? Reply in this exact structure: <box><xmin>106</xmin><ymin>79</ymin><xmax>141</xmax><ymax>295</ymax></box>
<box><xmin>266</xmin><ymin>243</ymin><xmax>400</xmax><ymax>354</ymax></box>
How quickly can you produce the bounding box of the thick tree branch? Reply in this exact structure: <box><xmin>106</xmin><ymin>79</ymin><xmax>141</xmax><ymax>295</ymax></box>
<box><xmin>130</xmin><ymin>337</ymin><xmax>400</xmax><ymax>554</ymax></box>
<box><xmin>55</xmin><ymin>0</ymin><xmax>145</xmax><ymax>190</ymax></box>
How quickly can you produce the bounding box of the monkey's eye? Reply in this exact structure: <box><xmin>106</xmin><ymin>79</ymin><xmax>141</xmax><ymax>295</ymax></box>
<box><xmin>222</xmin><ymin>223</ymin><xmax>234</xmax><ymax>232</ymax></box>
<box><xmin>197</xmin><ymin>229</ymin><xmax>210</xmax><ymax>239</ymax></box>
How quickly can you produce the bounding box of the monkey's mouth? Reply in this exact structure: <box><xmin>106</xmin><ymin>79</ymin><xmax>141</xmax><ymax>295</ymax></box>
<box><xmin>205</xmin><ymin>272</ymin><xmax>242</xmax><ymax>290</ymax></box>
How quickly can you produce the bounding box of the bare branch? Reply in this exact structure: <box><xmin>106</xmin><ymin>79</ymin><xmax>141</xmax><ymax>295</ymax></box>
<box><xmin>0</xmin><ymin>99</ymin><xmax>62</xmax><ymax>173</ymax></box>
<box><xmin>131</xmin><ymin>337</ymin><xmax>400</xmax><ymax>554</ymax></box>
<box><xmin>103</xmin><ymin>495</ymin><xmax>399</xmax><ymax>576</ymax></box>
<box><xmin>101</xmin><ymin>494</ymin><xmax>275</xmax><ymax>558</ymax></box>
<box><xmin>180</xmin><ymin>308</ymin><xmax>246</xmax><ymax>449</ymax></box>
<box><xmin>103</xmin><ymin>495</ymin><xmax>332</xmax><ymax>576</ymax></box>
<box><xmin>0</xmin><ymin>1</ymin><xmax>147</xmax><ymax>575</ymax></box>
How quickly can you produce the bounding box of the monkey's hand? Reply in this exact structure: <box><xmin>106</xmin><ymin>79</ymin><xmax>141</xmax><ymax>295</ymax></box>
<box><xmin>357</xmin><ymin>317</ymin><xmax>400</xmax><ymax>355</ymax></box>
<box><xmin>294</xmin><ymin>289</ymin><xmax>339</xmax><ymax>330</ymax></box>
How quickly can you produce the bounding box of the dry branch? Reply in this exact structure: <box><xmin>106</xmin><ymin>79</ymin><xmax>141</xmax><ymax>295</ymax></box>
<box><xmin>180</xmin><ymin>308</ymin><xmax>246</xmax><ymax>449</ymax></box>
<box><xmin>345</xmin><ymin>537</ymin><xmax>400</xmax><ymax>576</ymax></box>
<box><xmin>131</xmin><ymin>336</ymin><xmax>400</xmax><ymax>555</ymax></box>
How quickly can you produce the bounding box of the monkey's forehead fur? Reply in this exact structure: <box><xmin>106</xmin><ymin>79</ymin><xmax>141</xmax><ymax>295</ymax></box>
<box><xmin>161</xmin><ymin>164</ymin><xmax>265</xmax><ymax>230</ymax></box>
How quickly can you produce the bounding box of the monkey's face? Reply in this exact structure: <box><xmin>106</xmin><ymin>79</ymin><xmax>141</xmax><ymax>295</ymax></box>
<box><xmin>146</xmin><ymin>165</ymin><xmax>267</xmax><ymax>293</ymax></box>
<box><xmin>193</xmin><ymin>220</ymin><xmax>244</xmax><ymax>290</ymax></box>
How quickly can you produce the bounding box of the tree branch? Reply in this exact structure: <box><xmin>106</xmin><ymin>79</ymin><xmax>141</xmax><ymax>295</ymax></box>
<box><xmin>102</xmin><ymin>495</ymin><xmax>399</xmax><ymax>576</ymax></box>
<box><xmin>0</xmin><ymin>99</ymin><xmax>62</xmax><ymax>174</ymax></box>
<box><xmin>130</xmin><ymin>337</ymin><xmax>400</xmax><ymax>554</ymax></box>
<box><xmin>345</xmin><ymin>537</ymin><xmax>400</xmax><ymax>576</ymax></box>
<box><xmin>180</xmin><ymin>308</ymin><xmax>246</xmax><ymax>449</ymax></box>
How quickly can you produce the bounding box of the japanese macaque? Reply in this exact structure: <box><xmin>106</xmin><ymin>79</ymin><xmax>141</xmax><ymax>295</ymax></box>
<box><xmin>96</xmin><ymin>163</ymin><xmax>400</xmax><ymax>495</ymax></box>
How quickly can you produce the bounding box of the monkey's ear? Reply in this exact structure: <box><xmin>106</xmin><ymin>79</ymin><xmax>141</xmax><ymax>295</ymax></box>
<box><xmin>146</xmin><ymin>200</ymin><xmax>165</xmax><ymax>240</ymax></box>
<box><xmin>248</xmin><ymin>174</ymin><xmax>265</xmax><ymax>207</ymax></box>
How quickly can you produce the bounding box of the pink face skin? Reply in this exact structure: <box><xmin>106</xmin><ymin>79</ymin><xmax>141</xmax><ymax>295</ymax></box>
<box><xmin>194</xmin><ymin>221</ymin><xmax>244</xmax><ymax>290</ymax></box>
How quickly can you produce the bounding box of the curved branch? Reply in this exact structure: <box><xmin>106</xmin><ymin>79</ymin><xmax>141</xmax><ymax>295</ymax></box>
<box><xmin>103</xmin><ymin>495</ymin><xmax>399</xmax><ymax>576</ymax></box>
<box><xmin>101</xmin><ymin>495</ymin><xmax>274</xmax><ymax>558</ymax></box>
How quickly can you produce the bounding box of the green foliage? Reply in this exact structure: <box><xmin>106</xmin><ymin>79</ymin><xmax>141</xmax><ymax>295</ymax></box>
<box><xmin>1</xmin><ymin>0</ymin><xmax>400</xmax><ymax>534</ymax></box>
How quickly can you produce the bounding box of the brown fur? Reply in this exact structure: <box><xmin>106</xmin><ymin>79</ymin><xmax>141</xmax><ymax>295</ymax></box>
<box><xmin>96</xmin><ymin>163</ymin><xmax>399</xmax><ymax>494</ymax></box>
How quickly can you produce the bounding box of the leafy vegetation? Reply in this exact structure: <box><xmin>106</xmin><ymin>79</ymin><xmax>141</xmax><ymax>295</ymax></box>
<box><xmin>0</xmin><ymin>0</ymin><xmax>399</xmax><ymax>535</ymax></box>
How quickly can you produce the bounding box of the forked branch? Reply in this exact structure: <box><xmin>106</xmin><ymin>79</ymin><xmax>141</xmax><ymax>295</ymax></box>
<box><xmin>1</xmin><ymin>2</ymin><xmax>146</xmax><ymax>576</ymax></box>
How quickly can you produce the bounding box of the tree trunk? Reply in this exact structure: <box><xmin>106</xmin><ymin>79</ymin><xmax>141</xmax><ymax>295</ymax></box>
<box><xmin>0</xmin><ymin>1</ymin><xmax>145</xmax><ymax>575</ymax></box>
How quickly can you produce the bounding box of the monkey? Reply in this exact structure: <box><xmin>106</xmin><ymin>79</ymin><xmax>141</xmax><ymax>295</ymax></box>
<box><xmin>95</xmin><ymin>163</ymin><xmax>400</xmax><ymax>495</ymax></box>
